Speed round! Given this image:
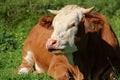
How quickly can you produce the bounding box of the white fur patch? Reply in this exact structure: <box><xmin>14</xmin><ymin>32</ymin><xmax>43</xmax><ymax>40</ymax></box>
<box><xmin>35</xmin><ymin>63</ymin><xmax>44</xmax><ymax>73</ymax></box>
<box><xmin>49</xmin><ymin>5</ymin><xmax>82</xmax><ymax>54</ymax></box>
<box><xmin>18</xmin><ymin>67</ymin><xmax>29</xmax><ymax>74</ymax></box>
<box><xmin>24</xmin><ymin>51</ymin><xmax>33</xmax><ymax>65</ymax></box>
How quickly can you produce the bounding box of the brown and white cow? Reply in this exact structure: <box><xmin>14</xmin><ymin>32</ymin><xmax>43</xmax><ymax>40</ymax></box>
<box><xmin>16</xmin><ymin>16</ymin><xmax>84</xmax><ymax>80</ymax></box>
<box><xmin>46</xmin><ymin>5</ymin><xmax>120</xmax><ymax>80</ymax></box>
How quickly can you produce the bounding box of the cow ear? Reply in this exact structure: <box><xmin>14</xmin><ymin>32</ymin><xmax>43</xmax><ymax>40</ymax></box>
<box><xmin>101</xmin><ymin>23</ymin><xmax>119</xmax><ymax>48</ymax></box>
<box><xmin>96</xmin><ymin>14</ymin><xmax>119</xmax><ymax>48</ymax></box>
<box><xmin>83</xmin><ymin>14</ymin><xmax>119</xmax><ymax>48</ymax></box>
<box><xmin>39</xmin><ymin>16</ymin><xmax>53</xmax><ymax>29</ymax></box>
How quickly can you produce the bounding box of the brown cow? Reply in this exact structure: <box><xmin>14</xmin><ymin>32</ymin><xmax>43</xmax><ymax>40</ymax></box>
<box><xmin>16</xmin><ymin>16</ymin><xmax>84</xmax><ymax>80</ymax></box>
<box><xmin>46</xmin><ymin>5</ymin><xmax>120</xmax><ymax>80</ymax></box>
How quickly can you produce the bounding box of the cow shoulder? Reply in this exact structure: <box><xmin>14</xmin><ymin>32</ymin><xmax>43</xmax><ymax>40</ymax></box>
<box><xmin>39</xmin><ymin>16</ymin><xmax>53</xmax><ymax>29</ymax></box>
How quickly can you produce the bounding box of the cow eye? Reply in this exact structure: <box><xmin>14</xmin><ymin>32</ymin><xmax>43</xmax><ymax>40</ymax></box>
<box><xmin>71</xmin><ymin>23</ymin><xmax>75</xmax><ymax>26</ymax></box>
<box><xmin>68</xmin><ymin>23</ymin><xmax>75</xmax><ymax>29</ymax></box>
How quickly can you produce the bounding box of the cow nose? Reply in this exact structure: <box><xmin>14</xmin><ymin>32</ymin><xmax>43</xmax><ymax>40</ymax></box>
<box><xmin>46</xmin><ymin>39</ymin><xmax>58</xmax><ymax>51</ymax></box>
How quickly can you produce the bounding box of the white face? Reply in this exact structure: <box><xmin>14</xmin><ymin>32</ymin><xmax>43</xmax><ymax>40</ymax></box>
<box><xmin>46</xmin><ymin>5</ymin><xmax>85</xmax><ymax>54</ymax></box>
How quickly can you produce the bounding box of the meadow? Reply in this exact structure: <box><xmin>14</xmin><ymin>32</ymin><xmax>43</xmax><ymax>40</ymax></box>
<box><xmin>0</xmin><ymin>0</ymin><xmax>120</xmax><ymax>79</ymax></box>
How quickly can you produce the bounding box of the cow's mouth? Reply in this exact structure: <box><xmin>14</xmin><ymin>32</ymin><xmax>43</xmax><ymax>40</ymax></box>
<box><xmin>48</xmin><ymin>49</ymin><xmax>64</xmax><ymax>54</ymax></box>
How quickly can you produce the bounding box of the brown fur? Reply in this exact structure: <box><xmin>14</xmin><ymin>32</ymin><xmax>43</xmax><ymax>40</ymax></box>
<box><xmin>16</xmin><ymin>16</ymin><xmax>83</xmax><ymax>80</ymax></box>
<box><xmin>73</xmin><ymin>13</ymin><xmax>120</xmax><ymax>80</ymax></box>
<box><xmin>48</xmin><ymin>55</ymin><xmax>84</xmax><ymax>80</ymax></box>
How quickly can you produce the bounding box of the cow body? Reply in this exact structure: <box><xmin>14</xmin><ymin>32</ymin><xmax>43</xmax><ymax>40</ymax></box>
<box><xmin>17</xmin><ymin>16</ymin><xmax>54</xmax><ymax>74</ymax></box>
<box><xmin>46</xmin><ymin>5</ymin><xmax>120</xmax><ymax>80</ymax></box>
<box><xmin>73</xmin><ymin>13</ymin><xmax>120</xmax><ymax>80</ymax></box>
<box><xmin>16</xmin><ymin>16</ymin><xmax>83</xmax><ymax>80</ymax></box>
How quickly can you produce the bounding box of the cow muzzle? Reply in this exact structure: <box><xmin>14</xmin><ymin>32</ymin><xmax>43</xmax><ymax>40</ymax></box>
<box><xmin>46</xmin><ymin>39</ymin><xmax>64</xmax><ymax>54</ymax></box>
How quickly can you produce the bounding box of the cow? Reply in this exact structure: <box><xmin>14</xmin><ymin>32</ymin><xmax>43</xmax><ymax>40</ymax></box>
<box><xmin>46</xmin><ymin>5</ymin><xmax>120</xmax><ymax>80</ymax></box>
<box><xmin>16</xmin><ymin>16</ymin><xmax>84</xmax><ymax>80</ymax></box>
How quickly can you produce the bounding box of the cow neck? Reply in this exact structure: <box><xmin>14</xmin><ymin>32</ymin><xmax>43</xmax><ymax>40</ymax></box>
<box><xmin>64</xmin><ymin>53</ymin><xmax>74</xmax><ymax>65</ymax></box>
<box><xmin>74</xmin><ymin>21</ymin><xmax>89</xmax><ymax>51</ymax></box>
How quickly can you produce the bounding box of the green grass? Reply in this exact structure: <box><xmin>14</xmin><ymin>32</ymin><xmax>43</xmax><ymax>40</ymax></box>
<box><xmin>0</xmin><ymin>49</ymin><xmax>54</xmax><ymax>80</ymax></box>
<box><xmin>0</xmin><ymin>0</ymin><xmax>120</xmax><ymax>79</ymax></box>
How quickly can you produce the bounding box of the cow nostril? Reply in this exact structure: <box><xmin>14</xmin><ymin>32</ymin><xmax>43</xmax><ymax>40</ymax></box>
<box><xmin>46</xmin><ymin>39</ymin><xmax>58</xmax><ymax>49</ymax></box>
<box><xmin>52</xmin><ymin>40</ymin><xmax>57</xmax><ymax>45</ymax></box>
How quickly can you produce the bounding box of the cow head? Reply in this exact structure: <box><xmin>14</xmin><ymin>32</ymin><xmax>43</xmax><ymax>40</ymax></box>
<box><xmin>46</xmin><ymin>5</ymin><xmax>94</xmax><ymax>54</ymax></box>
